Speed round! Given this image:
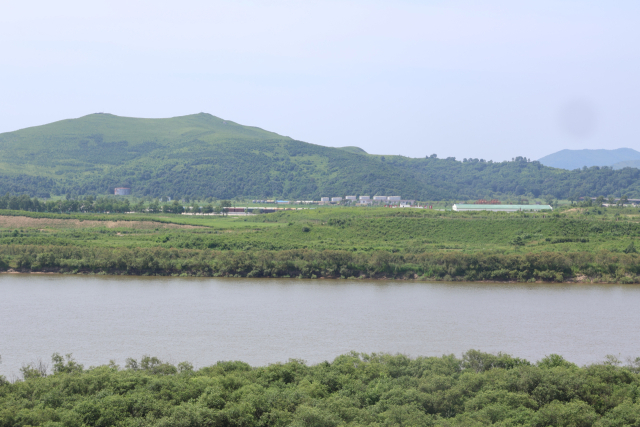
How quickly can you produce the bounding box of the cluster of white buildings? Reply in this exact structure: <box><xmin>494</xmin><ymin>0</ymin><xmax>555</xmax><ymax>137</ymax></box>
<box><xmin>252</xmin><ymin>196</ymin><xmax>405</xmax><ymax>205</ymax></box>
<box><xmin>320</xmin><ymin>195</ymin><xmax>401</xmax><ymax>204</ymax></box>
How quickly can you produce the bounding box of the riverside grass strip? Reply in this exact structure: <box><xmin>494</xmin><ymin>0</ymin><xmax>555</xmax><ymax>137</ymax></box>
<box><xmin>2</xmin><ymin>350</ymin><xmax>640</xmax><ymax>426</ymax></box>
<box><xmin>2</xmin><ymin>246</ymin><xmax>640</xmax><ymax>283</ymax></box>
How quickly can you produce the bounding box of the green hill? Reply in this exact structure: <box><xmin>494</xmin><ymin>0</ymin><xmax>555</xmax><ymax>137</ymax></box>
<box><xmin>2</xmin><ymin>113</ymin><xmax>640</xmax><ymax>200</ymax></box>
<box><xmin>337</xmin><ymin>146</ymin><xmax>368</xmax><ymax>154</ymax></box>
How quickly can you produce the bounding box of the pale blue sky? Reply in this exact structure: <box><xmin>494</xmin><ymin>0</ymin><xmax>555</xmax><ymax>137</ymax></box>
<box><xmin>1</xmin><ymin>0</ymin><xmax>638</xmax><ymax>161</ymax></box>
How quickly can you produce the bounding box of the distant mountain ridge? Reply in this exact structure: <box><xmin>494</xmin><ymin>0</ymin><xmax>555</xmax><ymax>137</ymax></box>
<box><xmin>2</xmin><ymin>113</ymin><xmax>640</xmax><ymax>199</ymax></box>
<box><xmin>612</xmin><ymin>160</ymin><xmax>640</xmax><ymax>170</ymax></box>
<box><xmin>538</xmin><ymin>148</ymin><xmax>640</xmax><ymax>170</ymax></box>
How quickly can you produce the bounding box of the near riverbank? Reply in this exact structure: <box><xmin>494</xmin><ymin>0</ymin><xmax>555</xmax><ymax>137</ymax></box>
<box><xmin>2</xmin><ymin>350</ymin><xmax>640</xmax><ymax>427</ymax></box>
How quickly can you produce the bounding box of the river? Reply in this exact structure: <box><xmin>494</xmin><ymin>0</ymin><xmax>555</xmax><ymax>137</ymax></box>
<box><xmin>1</xmin><ymin>274</ymin><xmax>639</xmax><ymax>377</ymax></box>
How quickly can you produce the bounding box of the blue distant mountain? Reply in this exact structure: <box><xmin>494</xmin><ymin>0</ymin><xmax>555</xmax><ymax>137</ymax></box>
<box><xmin>538</xmin><ymin>148</ymin><xmax>640</xmax><ymax>170</ymax></box>
<box><xmin>612</xmin><ymin>159</ymin><xmax>640</xmax><ymax>170</ymax></box>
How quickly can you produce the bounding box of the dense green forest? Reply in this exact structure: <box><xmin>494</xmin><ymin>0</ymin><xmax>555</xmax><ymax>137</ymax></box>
<box><xmin>2</xmin><ymin>350</ymin><xmax>640</xmax><ymax>426</ymax></box>
<box><xmin>0</xmin><ymin>193</ymin><xmax>226</xmax><ymax>215</ymax></box>
<box><xmin>2</xmin><ymin>113</ymin><xmax>640</xmax><ymax>200</ymax></box>
<box><xmin>2</xmin><ymin>204</ymin><xmax>640</xmax><ymax>282</ymax></box>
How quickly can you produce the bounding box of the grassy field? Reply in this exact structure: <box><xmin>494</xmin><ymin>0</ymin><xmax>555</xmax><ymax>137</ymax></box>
<box><xmin>2</xmin><ymin>206</ymin><xmax>640</xmax><ymax>282</ymax></box>
<box><xmin>0</xmin><ymin>209</ymin><xmax>283</xmax><ymax>229</ymax></box>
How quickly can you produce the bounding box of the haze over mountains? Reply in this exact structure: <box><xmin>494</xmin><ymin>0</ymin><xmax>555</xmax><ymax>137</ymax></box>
<box><xmin>538</xmin><ymin>148</ymin><xmax>640</xmax><ymax>170</ymax></box>
<box><xmin>2</xmin><ymin>113</ymin><xmax>640</xmax><ymax>200</ymax></box>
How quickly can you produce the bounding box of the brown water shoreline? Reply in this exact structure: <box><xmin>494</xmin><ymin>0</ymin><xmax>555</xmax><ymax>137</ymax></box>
<box><xmin>0</xmin><ymin>269</ymin><xmax>623</xmax><ymax>284</ymax></box>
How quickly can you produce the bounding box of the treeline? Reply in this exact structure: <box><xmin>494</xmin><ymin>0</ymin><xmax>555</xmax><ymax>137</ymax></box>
<box><xmin>3</xmin><ymin>246</ymin><xmax>640</xmax><ymax>283</ymax></box>
<box><xmin>0</xmin><ymin>194</ymin><xmax>234</xmax><ymax>215</ymax></box>
<box><xmin>0</xmin><ymin>194</ymin><xmax>135</xmax><ymax>214</ymax></box>
<box><xmin>2</xmin><ymin>350</ymin><xmax>640</xmax><ymax>426</ymax></box>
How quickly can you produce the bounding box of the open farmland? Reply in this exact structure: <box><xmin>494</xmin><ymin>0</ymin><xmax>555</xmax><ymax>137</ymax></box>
<box><xmin>0</xmin><ymin>216</ymin><xmax>203</xmax><ymax>230</ymax></box>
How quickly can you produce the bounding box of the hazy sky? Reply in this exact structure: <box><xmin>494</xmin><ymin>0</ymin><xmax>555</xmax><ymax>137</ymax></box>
<box><xmin>1</xmin><ymin>0</ymin><xmax>639</xmax><ymax>161</ymax></box>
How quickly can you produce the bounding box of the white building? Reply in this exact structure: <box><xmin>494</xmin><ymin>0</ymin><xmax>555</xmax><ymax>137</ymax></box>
<box><xmin>452</xmin><ymin>204</ymin><xmax>553</xmax><ymax>212</ymax></box>
<box><xmin>331</xmin><ymin>197</ymin><xmax>343</xmax><ymax>202</ymax></box>
<box><xmin>387</xmin><ymin>196</ymin><xmax>401</xmax><ymax>201</ymax></box>
<box><xmin>321</xmin><ymin>197</ymin><xmax>330</xmax><ymax>202</ymax></box>
<box><xmin>345</xmin><ymin>196</ymin><xmax>357</xmax><ymax>201</ymax></box>
<box><xmin>359</xmin><ymin>195</ymin><xmax>371</xmax><ymax>201</ymax></box>
<box><xmin>373</xmin><ymin>196</ymin><xmax>387</xmax><ymax>201</ymax></box>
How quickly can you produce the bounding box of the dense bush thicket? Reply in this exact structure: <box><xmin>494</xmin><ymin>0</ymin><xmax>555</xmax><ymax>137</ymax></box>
<box><xmin>2</xmin><ymin>351</ymin><xmax>640</xmax><ymax>426</ymax></box>
<box><xmin>3</xmin><ymin>245</ymin><xmax>640</xmax><ymax>283</ymax></box>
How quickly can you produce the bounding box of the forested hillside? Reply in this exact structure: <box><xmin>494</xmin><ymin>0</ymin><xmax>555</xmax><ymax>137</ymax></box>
<box><xmin>2</xmin><ymin>113</ymin><xmax>640</xmax><ymax>200</ymax></box>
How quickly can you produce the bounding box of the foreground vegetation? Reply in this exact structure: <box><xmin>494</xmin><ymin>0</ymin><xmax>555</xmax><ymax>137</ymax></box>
<box><xmin>2</xmin><ymin>204</ymin><xmax>640</xmax><ymax>282</ymax></box>
<box><xmin>2</xmin><ymin>113</ymin><xmax>640</xmax><ymax>200</ymax></box>
<box><xmin>2</xmin><ymin>351</ymin><xmax>640</xmax><ymax>426</ymax></box>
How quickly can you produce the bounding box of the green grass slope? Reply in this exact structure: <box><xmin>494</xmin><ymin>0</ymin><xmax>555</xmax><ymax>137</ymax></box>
<box><xmin>337</xmin><ymin>146</ymin><xmax>368</xmax><ymax>154</ymax></box>
<box><xmin>2</xmin><ymin>113</ymin><xmax>640</xmax><ymax>200</ymax></box>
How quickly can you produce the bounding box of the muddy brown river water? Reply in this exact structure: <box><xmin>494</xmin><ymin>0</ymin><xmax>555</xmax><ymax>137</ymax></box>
<box><xmin>1</xmin><ymin>274</ymin><xmax>639</xmax><ymax>377</ymax></box>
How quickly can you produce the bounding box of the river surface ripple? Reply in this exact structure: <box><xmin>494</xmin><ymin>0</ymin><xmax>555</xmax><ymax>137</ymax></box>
<box><xmin>1</xmin><ymin>274</ymin><xmax>639</xmax><ymax>377</ymax></box>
